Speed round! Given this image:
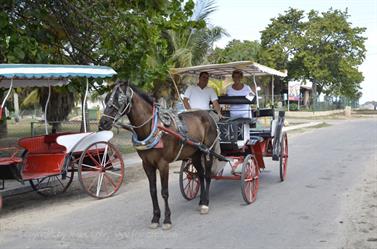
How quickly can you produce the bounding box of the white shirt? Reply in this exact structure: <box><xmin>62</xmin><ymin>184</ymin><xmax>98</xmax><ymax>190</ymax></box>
<box><xmin>226</xmin><ymin>84</ymin><xmax>254</xmax><ymax>118</ymax></box>
<box><xmin>184</xmin><ymin>85</ymin><xmax>218</xmax><ymax>110</ymax></box>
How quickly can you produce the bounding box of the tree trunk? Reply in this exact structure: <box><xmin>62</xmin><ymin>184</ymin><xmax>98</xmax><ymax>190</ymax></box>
<box><xmin>39</xmin><ymin>87</ymin><xmax>75</xmax><ymax>133</ymax></box>
<box><xmin>312</xmin><ymin>80</ymin><xmax>317</xmax><ymax>111</ymax></box>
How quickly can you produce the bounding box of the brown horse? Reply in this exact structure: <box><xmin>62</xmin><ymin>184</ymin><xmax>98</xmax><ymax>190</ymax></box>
<box><xmin>99</xmin><ymin>80</ymin><xmax>219</xmax><ymax>230</ymax></box>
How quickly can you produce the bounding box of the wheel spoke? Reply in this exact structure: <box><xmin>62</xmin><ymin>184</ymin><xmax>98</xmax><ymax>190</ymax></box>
<box><xmin>87</xmin><ymin>174</ymin><xmax>99</xmax><ymax>192</ymax></box>
<box><xmin>86</xmin><ymin>151</ymin><xmax>101</xmax><ymax>167</ymax></box>
<box><xmin>101</xmin><ymin>145</ymin><xmax>109</xmax><ymax>166</ymax></box>
<box><xmin>56</xmin><ymin>177</ymin><xmax>65</xmax><ymax>188</ymax></box>
<box><xmin>104</xmin><ymin>173</ymin><xmax>118</xmax><ymax>188</ymax></box>
<box><xmin>104</xmin><ymin>170</ymin><xmax>122</xmax><ymax>177</ymax></box>
<box><xmin>81</xmin><ymin>163</ymin><xmax>101</xmax><ymax>171</ymax></box>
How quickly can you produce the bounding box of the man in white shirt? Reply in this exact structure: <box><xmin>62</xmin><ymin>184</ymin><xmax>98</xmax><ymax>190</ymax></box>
<box><xmin>183</xmin><ymin>72</ymin><xmax>221</xmax><ymax>114</ymax></box>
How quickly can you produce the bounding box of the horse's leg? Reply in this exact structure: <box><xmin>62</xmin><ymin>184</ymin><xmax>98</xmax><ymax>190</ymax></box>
<box><xmin>192</xmin><ymin>153</ymin><xmax>208</xmax><ymax>214</ymax></box>
<box><xmin>143</xmin><ymin>162</ymin><xmax>160</xmax><ymax>229</ymax></box>
<box><xmin>158</xmin><ymin>162</ymin><xmax>172</xmax><ymax>230</ymax></box>
<box><xmin>202</xmin><ymin>154</ymin><xmax>213</xmax><ymax>214</ymax></box>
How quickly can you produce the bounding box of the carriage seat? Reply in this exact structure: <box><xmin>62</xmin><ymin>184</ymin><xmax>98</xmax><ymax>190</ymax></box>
<box><xmin>18</xmin><ymin>133</ymin><xmax>72</xmax><ymax>180</ymax></box>
<box><xmin>218</xmin><ymin>117</ymin><xmax>256</xmax><ymax>151</ymax></box>
<box><xmin>18</xmin><ymin>133</ymin><xmax>71</xmax><ymax>154</ymax></box>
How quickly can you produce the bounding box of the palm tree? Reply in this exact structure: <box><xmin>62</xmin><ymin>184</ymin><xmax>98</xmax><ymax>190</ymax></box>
<box><xmin>168</xmin><ymin>0</ymin><xmax>227</xmax><ymax>68</ymax></box>
<box><xmin>150</xmin><ymin>0</ymin><xmax>227</xmax><ymax>103</ymax></box>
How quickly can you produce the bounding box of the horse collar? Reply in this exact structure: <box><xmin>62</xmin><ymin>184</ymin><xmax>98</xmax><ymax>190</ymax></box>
<box><xmin>131</xmin><ymin>104</ymin><xmax>163</xmax><ymax>150</ymax></box>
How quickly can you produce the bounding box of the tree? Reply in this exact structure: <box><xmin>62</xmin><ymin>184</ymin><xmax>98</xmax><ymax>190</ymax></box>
<box><xmin>144</xmin><ymin>0</ymin><xmax>227</xmax><ymax>102</ymax></box>
<box><xmin>1</xmin><ymin>1</ymin><xmax>202</xmax><ymax>132</ymax></box>
<box><xmin>260</xmin><ymin>8</ymin><xmax>366</xmax><ymax>106</ymax></box>
<box><xmin>208</xmin><ymin>39</ymin><xmax>261</xmax><ymax>63</ymax></box>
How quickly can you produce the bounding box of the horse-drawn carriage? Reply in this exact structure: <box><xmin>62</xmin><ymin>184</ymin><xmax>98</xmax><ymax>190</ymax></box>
<box><xmin>98</xmin><ymin>61</ymin><xmax>288</xmax><ymax>228</ymax></box>
<box><xmin>171</xmin><ymin>61</ymin><xmax>288</xmax><ymax>204</ymax></box>
<box><xmin>0</xmin><ymin>64</ymin><xmax>124</xmax><ymax>202</ymax></box>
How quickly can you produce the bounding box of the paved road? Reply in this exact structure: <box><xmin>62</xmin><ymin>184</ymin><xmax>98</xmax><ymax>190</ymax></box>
<box><xmin>0</xmin><ymin>118</ymin><xmax>376</xmax><ymax>249</ymax></box>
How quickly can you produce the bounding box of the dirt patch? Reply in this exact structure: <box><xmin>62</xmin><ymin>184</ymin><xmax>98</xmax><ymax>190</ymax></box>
<box><xmin>338</xmin><ymin>156</ymin><xmax>377</xmax><ymax>249</ymax></box>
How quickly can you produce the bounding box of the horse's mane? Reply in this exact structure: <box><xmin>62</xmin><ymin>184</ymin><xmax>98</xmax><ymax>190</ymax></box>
<box><xmin>129</xmin><ymin>84</ymin><xmax>154</xmax><ymax>105</ymax></box>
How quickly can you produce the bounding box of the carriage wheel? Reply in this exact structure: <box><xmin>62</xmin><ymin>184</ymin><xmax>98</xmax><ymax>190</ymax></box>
<box><xmin>241</xmin><ymin>154</ymin><xmax>259</xmax><ymax>204</ymax></box>
<box><xmin>78</xmin><ymin>141</ymin><xmax>124</xmax><ymax>199</ymax></box>
<box><xmin>29</xmin><ymin>157</ymin><xmax>75</xmax><ymax>197</ymax></box>
<box><xmin>179</xmin><ymin>160</ymin><xmax>200</xmax><ymax>201</ymax></box>
<box><xmin>279</xmin><ymin>132</ymin><xmax>288</xmax><ymax>181</ymax></box>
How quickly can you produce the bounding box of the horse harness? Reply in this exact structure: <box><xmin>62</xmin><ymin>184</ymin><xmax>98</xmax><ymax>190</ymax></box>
<box><xmin>107</xmin><ymin>84</ymin><xmax>227</xmax><ymax>162</ymax></box>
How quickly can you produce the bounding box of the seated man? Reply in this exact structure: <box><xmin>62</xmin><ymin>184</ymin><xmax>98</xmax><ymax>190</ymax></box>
<box><xmin>183</xmin><ymin>71</ymin><xmax>221</xmax><ymax>116</ymax></box>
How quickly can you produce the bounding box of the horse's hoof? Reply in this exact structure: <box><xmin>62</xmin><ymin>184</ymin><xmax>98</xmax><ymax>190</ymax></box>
<box><xmin>200</xmin><ymin>205</ymin><xmax>209</xmax><ymax>214</ymax></box>
<box><xmin>149</xmin><ymin>223</ymin><xmax>159</xmax><ymax>229</ymax></box>
<box><xmin>162</xmin><ymin>223</ymin><xmax>172</xmax><ymax>230</ymax></box>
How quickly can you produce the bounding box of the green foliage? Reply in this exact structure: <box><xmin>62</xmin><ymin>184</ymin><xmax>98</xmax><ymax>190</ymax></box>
<box><xmin>289</xmin><ymin>103</ymin><xmax>298</xmax><ymax>111</ymax></box>
<box><xmin>260</xmin><ymin>8</ymin><xmax>366</xmax><ymax>100</ymax></box>
<box><xmin>208</xmin><ymin>39</ymin><xmax>260</xmax><ymax>63</ymax></box>
<box><xmin>0</xmin><ymin>0</ymin><xmax>227</xmax><ymax>122</ymax></box>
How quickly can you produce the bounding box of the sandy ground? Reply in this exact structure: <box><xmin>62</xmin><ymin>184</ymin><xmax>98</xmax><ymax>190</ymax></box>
<box><xmin>338</xmin><ymin>153</ymin><xmax>377</xmax><ymax>249</ymax></box>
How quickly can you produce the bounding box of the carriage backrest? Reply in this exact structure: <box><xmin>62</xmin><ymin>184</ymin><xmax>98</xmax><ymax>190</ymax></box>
<box><xmin>18</xmin><ymin>133</ymin><xmax>69</xmax><ymax>154</ymax></box>
<box><xmin>218</xmin><ymin>117</ymin><xmax>256</xmax><ymax>151</ymax></box>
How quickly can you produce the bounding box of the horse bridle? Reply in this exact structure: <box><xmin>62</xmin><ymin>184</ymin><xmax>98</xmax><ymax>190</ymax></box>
<box><xmin>102</xmin><ymin>84</ymin><xmax>134</xmax><ymax>123</ymax></box>
<box><xmin>103</xmin><ymin>84</ymin><xmax>156</xmax><ymax>130</ymax></box>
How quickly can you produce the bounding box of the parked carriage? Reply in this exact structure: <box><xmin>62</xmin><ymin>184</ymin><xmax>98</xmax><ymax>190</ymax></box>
<box><xmin>0</xmin><ymin>64</ymin><xmax>124</xmax><ymax>200</ymax></box>
<box><xmin>171</xmin><ymin>61</ymin><xmax>289</xmax><ymax>204</ymax></box>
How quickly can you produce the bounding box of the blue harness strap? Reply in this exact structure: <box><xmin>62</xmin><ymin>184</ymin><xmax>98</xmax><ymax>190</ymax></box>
<box><xmin>132</xmin><ymin>105</ymin><xmax>163</xmax><ymax>150</ymax></box>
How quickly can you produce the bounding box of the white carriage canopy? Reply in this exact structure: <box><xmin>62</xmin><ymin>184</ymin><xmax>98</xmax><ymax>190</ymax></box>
<box><xmin>170</xmin><ymin>61</ymin><xmax>287</xmax><ymax>78</ymax></box>
<box><xmin>0</xmin><ymin>64</ymin><xmax>117</xmax><ymax>133</ymax></box>
<box><xmin>0</xmin><ymin>64</ymin><xmax>117</xmax><ymax>88</ymax></box>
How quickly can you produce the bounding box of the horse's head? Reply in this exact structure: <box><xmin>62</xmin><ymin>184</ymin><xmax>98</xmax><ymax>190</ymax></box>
<box><xmin>99</xmin><ymin>79</ymin><xmax>133</xmax><ymax>131</ymax></box>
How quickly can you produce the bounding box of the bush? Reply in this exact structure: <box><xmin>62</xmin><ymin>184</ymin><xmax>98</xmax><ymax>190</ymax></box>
<box><xmin>289</xmin><ymin>103</ymin><xmax>298</xmax><ymax>111</ymax></box>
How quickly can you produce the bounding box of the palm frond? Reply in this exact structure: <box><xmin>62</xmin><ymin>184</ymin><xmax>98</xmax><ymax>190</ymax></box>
<box><xmin>192</xmin><ymin>0</ymin><xmax>217</xmax><ymax>21</ymax></box>
<box><xmin>21</xmin><ymin>89</ymin><xmax>40</xmax><ymax>108</ymax></box>
<box><xmin>171</xmin><ymin>48</ymin><xmax>193</xmax><ymax>68</ymax></box>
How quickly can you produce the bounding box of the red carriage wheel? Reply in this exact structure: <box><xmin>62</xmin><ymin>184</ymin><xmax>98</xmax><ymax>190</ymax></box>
<box><xmin>78</xmin><ymin>141</ymin><xmax>124</xmax><ymax>199</ymax></box>
<box><xmin>279</xmin><ymin>132</ymin><xmax>288</xmax><ymax>181</ymax></box>
<box><xmin>179</xmin><ymin>160</ymin><xmax>200</xmax><ymax>200</ymax></box>
<box><xmin>29</xmin><ymin>157</ymin><xmax>75</xmax><ymax>196</ymax></box>
<box><xmin>241</xmin><ymin>154</ymin><xmax>259</xmax><ymax>204</ymax></box>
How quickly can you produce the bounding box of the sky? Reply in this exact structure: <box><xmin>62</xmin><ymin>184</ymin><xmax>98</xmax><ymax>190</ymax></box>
<box><xmin>209</xmin><ymin>0</ymin><xmax>377</xmax><ymax>104</ymax></box>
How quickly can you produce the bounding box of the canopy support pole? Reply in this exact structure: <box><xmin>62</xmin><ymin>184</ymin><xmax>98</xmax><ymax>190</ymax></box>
<box><xmin>83</xmin><ymin>78</ymin><xmax>89</xmax><ymax>133</ymax></box>
<box><xmin>253</xmin><ymin>74</ymin><xmax>259</xmax><ymax>108</ymax></box>
<box><xmin>44</xmin><ymin>84</ymin><xmax>51</xmax><ymax>134</ymax></box>
<box><xmin>1</xmin><ymin>79</ymin><xmax>13</xmax><ymax>108</ymax></box>
<box><xmin>168</xmin><ymin>71</ymin><xmax>183</xmax><ymax>102</ymax></box>
<box><xmin>271</xmin><ymin>76</ymin><xmax>275</xmax><ymax>108</ymax></box>
<box><xmin>0</xmin><ymin>78</ymin><xmax>13</xmax><ymax>120</ymax></box>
